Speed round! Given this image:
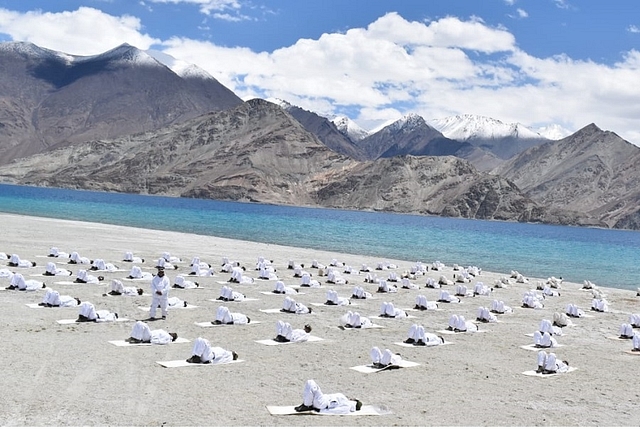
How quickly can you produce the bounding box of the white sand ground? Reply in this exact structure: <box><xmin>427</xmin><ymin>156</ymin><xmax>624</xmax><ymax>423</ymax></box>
<box><xmin>1</xmin><ymin>213</ymin><xmax>639</xmax><ymax>427</ymax></box>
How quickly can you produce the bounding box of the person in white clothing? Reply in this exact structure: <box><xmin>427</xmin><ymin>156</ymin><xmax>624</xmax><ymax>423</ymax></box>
<box><xmin>472</xmin><ymin>282</ymin><xmax>491</xmax><ymax>296</ymax></box>
<box><xmin>539</xmin><ymin>319</ymin><xmax>562</xmax><ymax>336</ymax></box>
<box><xmin>186</xmin><ymin>337</ymin><xmax>238</xmax><ymax>364</ymax></box>
<box><xmin>127</xmin><ymin>266</ymin><xmax>152</xmax><ymax>280</ymax></box>
<box><xmin>8</xmin><ymin>254</ymin><xmax>37</xmax><ymax>267</ymax></box>
<box><xmin>122</xmin><ymin>251</ymin><xmax>144</xmax><ymax>264</ymax></box>
<box><xmin>376</xmin><ymin>280</ymin><xmax>397</xmax><ymax>293</ymax></box>
<box><xmin>272</xmin><ymin>280</ymin><xmax>299</xmax><ymax>295</ymax></box>
<box><xmin>213</xmin><ymin>306</ymin><xmax>250</xmax><ymax>325</ymax></box>
<box><xmin>455</xmin><ymin>284</ymin><xmax>470</xmax><ymax>297</ymax></box>
<box><xmin>490</xmin><ymin>300</ymin><xmax>512</xmax><ymax>314</ymax></box>
<box><xmin>324</xmin><ymin>289</ymin><xmax>350</xmax><ymax>306</ymax></box>
<box><xmin>74</xmin><ymin>269</ymin><xmax>104</xmax><ymax>284</ymax></box>
<box><xmin>632</xmin><ymin>333</ymin><xmax>640</xmax><ymax>352</ymax></box>
<box><xmin>48</xmin><ymin>247</ymin><xmax>69</xmax><ymax>258</ymax></box>
<box><xmin>437</xmin><ymin>290</ymin><xmax>461</xmax><ymax>303</ymax></box>
<box><xmin>370</xmin><ymin>346</ymin><xmax>402</xmax><ymax>369</ymax></box>
<box><xmin>127</xmin><ymin>321</ymin><xmax>177</xmax><ymax>344</ymax></box>
<box><xmin>7</xmin><ymin>273</ymin><xmax>45</xmax><ymax>291</ymax></box>
<box><xmin>274</xmin><ymin>320</ymin><xmax>312</xmax><ymax>342</ymax></box>
<box><xmin>76</xmin><ymin>302</ymin><xmax>118</xmax><ymax>322</ymax></box>
<box><xmin>341</xmin><ymin>311</ymin><xmax>373</xmax><ymax>329</ymax></box>
<box><xmin>229</xmin><ymin>266</ymin><xmax>254</xmax><ymax>284</ymax></box>
<box><xmin>565</xmin><ymin>303</ymin><xmax>584</xmax><ymax>318</ymax></box>
<box><xmin>522</xmin><ymin>291</ymin><xmax>544</xmax><ymax>309</ymax></box>
<box><xmin>401</xmin><ymin>277</ymin><xmax>419</xmax><ymax>290</ymax></box>
<box><xmin>300</xmin><ymin>272</ymin><xmax>321</xmax><ymax>288</ymax></box>
<box><xmin>326</xmin><ymin>269</ymin><xmax>348</xmax><ymax>285</ymax></box>
<box><xmin>43</xmin><ymin>262</ymin><xmax>72</xmax><ymax>277</ymax></box>
<box><xmin>295</xmin><ymin>380</ymin><xmax>361</xmax><ymax>413</ymax></box>
<box><xmin>403</xmin><ymin>324</ymin><xmax>445</xmax><ymax>346</ymax></box>
<box><xmin>149</xmin><ymin>268</ymin><xmax>170</xmax><ymax>320</ymax></box>
<box><xmin>591</xmin><ymin>298</ymin><xmax>608</xmax><ymax>312</ymax></box>
<box><xmin>39</xmin><ymin>289</ymin><xmax>81</xmax><ymax>307</ymax></box>
<box><xmin>619</xmin><ymin>323</ymin><xmax>635</xmax><ymax>339</ymax></box>
<box><xmin>476</xmin><ymin>307</ymin><xmax>498</xmax><ymax>323</ymax></box>
<box><xmin>155</xmin><ymin>258</ymin><xmax>178</xmax><ymax>270</ymax></box>
<box><xmin>172</xmin><ymin>275</ymin><xmax>199</xmax><ymax>289</ymax></box>
<box><xmin>107</xmin><ymin>279</ymin><xmax>143</xmax><ymax>296</ymax></box>
<box><xmin>540</xmin><ymin>351</ymin><xmax>570</xmax><ymax>374</ymax></box>
<box><xmin>351</xmin><ymin>286</ymin><xmax>372</xmax><ymax>299</ymax></box>
<box><xmin>629</xmin><ymin>314</ymin><xmax>640</xmax><ymax>328</ymax></box>
<box><xmin>533</xmin><ymin>331</ymin><xmax>558</xmax><ymax>348</ymax></box>
<box><xmin>281</xmin><ymin>296</ymin><xmax>312</xmax><ymax>314</ymax></box>
<box><xmin>447</xmin><ymin>314</ymin><xmax>478</xmax><ymax>332</ymax></box>
<box><xmin>68</xmin><ymin>252</ymin><xmax>91</xmax><ymax>265</ymax></box>
<box><xmin>553</xmin><ymin>312</ymin><xmax>570</xmax><ymax>328</ymax></box>
<box><xmin>379</xmin><ymin>302</ymin><xmax>407</xmax><ymax>318</ymax></box>
<box><xmin>414</xmin><ymin>295</ymin><xmax>438</xmax><ymax>311</ymax></box>
<box><xmin>189</xmin><ymin>257</ymin><xmax>210</xmax><ymax>275</ymax></box>
<box><xmin>90</xmin><ymin>259</ymin><xmax>118</xmax><ymax>272</ymax></box>
<box><xmin>218</xmin><ymin>285</ymin><xmax>245</xmax><ymax>301</ymax></box>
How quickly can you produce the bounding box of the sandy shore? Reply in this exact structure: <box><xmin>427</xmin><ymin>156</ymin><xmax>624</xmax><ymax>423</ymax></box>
<box><xmin>1</xmin><ymin>212</ymin><xmax>639</xmax><ymax>427</ymax></box>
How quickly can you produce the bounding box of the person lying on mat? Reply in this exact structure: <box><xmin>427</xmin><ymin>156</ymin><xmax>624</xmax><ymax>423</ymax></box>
<box><xmin>217</xmin><ymin>285</ymin><xmax>245</xmax><ymax>301</ymax></box>
<box><xmin>68</xmin><ymin>251</ymin><xmax>91</xmax><ymax>265</ymax></box>
<box><xmin>6</xmin><ymin>273</ymin><xmax>45</xmax><ymax>291</ymax></box>
<box><xmin>476</xmin><ymin>307</ymin><xmax>498</xmax><ymax>323</ymax></box>
<box><xmin>74</xmin><ymin>269</ymin><xmax>104</xmax><ymax>284</ymax></box>
<box><xmin>229</xmin><ymin>266</ymin><xmax>254</xmax><ymax>284</ymax></box>
<box><xmin>172</xmin><ymin>275</ymin><xmax>199</xmax><ymax>289</ymax></box>
<box><xmin>108</xmin><ymin>279</ymin><xmax>143</xmax><ymax>296</ymax></box>
<box><xmin>127</xmin><ymin>266</ymin><xmax>152</xmax><ymax>280</ymax></box>
<box><xmin>591</xmin><ymin>298</ymin><xmax>609</xmax><ymax>312</ymax></box>
<box><xmin>341</xmin><ymin>311</ymin><xmax>373</xmax><ymax>329</ymax></box>
<box><xmin>186</xmin><ymin>337</ymin><xmax>238</xmax><ymax>364</ymax></box>
<box><xmin>295</xmin><ymin>379</ymin><xmax>362</xmax><ymax>413</ymax></box>
<box><xmin>565</xmin><ymin>303</ymin><xmax>585</xmax><ymax>318</ymax></box>
<box><xmin>324</xmin><ymin>289</ymin><xmax>350</xmax><ymax>306</ymax></box>
<box><xmin>632</xmin><ymin>333</ymin><xmax>640</xmax><ymax>352</ymax></box>
<box><xmin>414</xmin><ymin>295</ymin><xmax>438</xmax><ymax>311</ymax></box>
<box><xmin>127</xmin><ymin>321</ymin><xmax>177</xmax><ymax>344</ymax></box>
<box><xmin>281</xmin><ymin>296</ymin><xmax>312</xmax><ymax>314</ymax></box>
<box><xmin>629</xmin><ymin>314</ymin><xmax>640</xmax><ymax>328</ymax></box>
<box><xmin>404</xmin><ymin>324</ymin><xmax>445</xmax><ymax>346</ymax></box>
<box><xmin>553</xmin><ymin>312</ymin><xmax>569</xmax><ymax>328</ymax></box>
<box><xmin>376</xmin><ymin>280</ymin><xmax>397</xmax><ymax>293</ymax></box>
<box><xmin>351</xmin><ymin>286</ymin><xmax>372</xmax><ymax>299</ymax></box>
<box><xmin>491</xmin><ymin>299</ymin><xmax>512</xmax><ymax>314</ymax></box>
<box><xmin>379</xmin><ymin>301</ymin><xmax>407</xmax><ymax>318</ymax></box>
<box><xmin>89</xmin><ymin>259</ymin><xmax>119</xmax><ymax>272</ymax></box>
<box><xmin>39</xmin><ymin>288</ymin><xmax>81</xmax><ymax>307</ymax></box>
<box><xmin>122</xmin><ymin>251</ymin><xmax>144</xmax><ymax>264</ymax></box>
<box><xmin>300</xmin><ymin>272</ymin><xmax>321</xmax><ymax>288</ymax></box>
<box><xmin>437</xmin><ymin>290</ymin><xmax>461</xmax><ymax>303</ymax></box>
<box><xmin>370</xmin><ymin>346</ymin><xmax>402</xmax><ymax>369</ymax></box>
<box><xmin>272</xmin><ymin>280</ymin><xmax>299</xmax><ymax>295</ymax></box>
<box><xmin>213</xmin><ymin>306</ymin><xmax>250</xmax><ymax>325</ymax></box>
<box><xmin>43</xmin><ymin>262</ymin><xmax>72</xmax><ymax>277</ymax></box>
<box><xmin>8</xmin><ymin>254</ymin><xmax>36</xmax><ymax>267</ymax></box>
<box><xmin>619</xmin><ymin>323</ymin><xmax>635</xmax><ymax>339</ymax></box>
<box><xmin>536</xmin><ymin>351</ymin><xmax>569</xmax><ymax>374</ymax></box>
<box><xmin>539</xmin><ymin>319</ymin><xmax>562</xmax><ymax>336</ymax></box>
<box><xmin>274</xmin><ymin>320</ymin><xmax>312</xmax><ymax>343</ymax></box>
<box><xmin>447</xmin><ymin>314</ymin><xmax>478</xmax><ymax>332</ymax></box>
<box><xmin>76</xmin><ymin>302</ymin><xmax>118</xmax><ymax>322</ymax></box>
<box><xmin>533</xmin><ymin>331</ymin><xmax>558</xmax><ymax>348</ymax></box>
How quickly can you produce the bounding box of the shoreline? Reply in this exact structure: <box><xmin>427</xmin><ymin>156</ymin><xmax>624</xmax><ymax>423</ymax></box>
<box><xmin>1</xmin><ymin>213</ymin><xmax>639</xmax><ymax>426</ymax></box>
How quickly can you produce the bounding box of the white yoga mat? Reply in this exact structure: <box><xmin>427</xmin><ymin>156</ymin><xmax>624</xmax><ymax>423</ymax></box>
<box><xmin>350</xmin><ymin>360</ymin><xmax>420</xmax><ymax>373</ymax></box>
<box><xmin>137</xmin><ymin>304</ymin><xmax>198</xmax><ymax>311</ymax></box>
<box><xmin>339</xmin><ymin>324</ymin><xmax>384</xmax><ymax>330</ymax></box>
<box><xmin>194</xmin><ymin>321</ymin><xmax>262</xmax><ymax>327</ymax></box>
<box><xmin>370</xmin><ymin>314</ymin><xmax>416</xmax><ymax>320</ymax></box>
<box><xmin>522</xmin><ymin>367</ymin><xmax>577</xmax><ymax>377</ymax></box>
<box><xmin>108</xmin><ymin>338</ymin><xmax>190</xmax><ymax>347</ymax></box>
<box><xmin>53</xmin><ymin>281</ymin><xmax>104</xmax><ymax>286</ymax></box>
<box><xmin>57</xmin><ymin>318</ymin><xmax>129</xmax><ymax>325</ymax></box>
<box><xmin>254</xmin><ymin>335</ymin><xmax>324</xmax><ymax>346</ymax></box>
<box><xmin>436</xmin><ymin>329</ymin><xmax>486</xmax><ymax>335</ymax></box>
<box><xmin>393</xmin><ymin>341</ymin><xmax>453</xmax><ymax>348</ymax></box>
<box><xmin>266</xmin><ymin>405</ymin><xmax>391</xmax><ymax>416</ymax></box>
<box><xmin>624</xmin><ymin>350</ymin><xmax>640</xmax><ymax>356</ymax></box>
<box><xmin>157</xmin><ymin>359</ymin><xmax>244</xmax><ymax>368</ymax></box>
<box><xmin>208</xmin><ymin>298</ymin><xmax>259</xmax><ymax>303</ymax></box>
<box><xmin>520</xmin><ymin>344</ymin><xmax>564</xmax><ymax>351</ymax></box>
<box><xmin>260</xmin><ymin>291</ymin><xmax>305</xmax><ymax>296</ymax></box>
<box><xmin>310</xmin><ymin>302</ymin><xmax>357</xmax><ymax>307</ymax></box>
<box><xmin>606</xmin><ymin>336</ymin><xmax>633</xmax><ymax>341</ymax></box>
<box><xmin>26</xmin><ymin>303</ymin><xmax>76</xmax><ymax>309</ymax></box>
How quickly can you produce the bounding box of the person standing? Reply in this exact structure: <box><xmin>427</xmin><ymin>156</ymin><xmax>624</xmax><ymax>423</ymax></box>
<box><xmin>150</xmin><ymin>268</ymin><xmax>170</xmax><ymax>320</ymax></box>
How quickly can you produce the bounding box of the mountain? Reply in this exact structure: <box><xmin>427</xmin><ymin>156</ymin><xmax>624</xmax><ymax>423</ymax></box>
<box><xmin>330</xmin><ymin>115</ymin><xmax>369</xmax><ymax>142</ymax></box>
<box><xmin>0</xmin><ymin>41</ymin><xmax>243</xmax><ymax>166</ymax></box>
<box><xmin>270</xmin><ymin>99</ymin><xmax>367</xmax><ymax>160</ymax></box>
<box><xmin>354</xmin><ymin>113</ymin><xmax>478</xmax><ymax>160</ymax></box>
<box><xmin>494</xmin><ymin>123</ymin><xmax>640</xmax><ymax>228</ymax></box>
<box><xmin>0</xmin><ymin>98</ymin><xmax>582</xmax><ymax>226</ymax></box>
<box><xmin>430</xmin><ymin>114</ymin><xmax>549</xmax><ymax>161</ymax></box>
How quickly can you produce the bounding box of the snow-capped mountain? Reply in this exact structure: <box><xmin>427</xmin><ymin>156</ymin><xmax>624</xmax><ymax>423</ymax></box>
<box><xmin>147</xmin><ymin>49</ymin><xmax>217</xmax><ymax>80</ymax></box>
<box><xmin>430</xmin><ymin>114</ymin><xmax>542</xmax><ymax>141</ymax></box>
<box><xmin>535</xmin><ymin>124</ymin><xmax>572</xmax><ymax>140</ymax></box>
<box><xmin>330</xmin><ymin>115</ymin><xmax>369</xmax><ymax>142</ymax></box>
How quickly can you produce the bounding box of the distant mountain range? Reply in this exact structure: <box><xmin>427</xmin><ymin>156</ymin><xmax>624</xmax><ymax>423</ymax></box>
<box><xmin>1</xmin><ymin>41</ymin><xmax>639</xmax><ymax>230</ymax></box>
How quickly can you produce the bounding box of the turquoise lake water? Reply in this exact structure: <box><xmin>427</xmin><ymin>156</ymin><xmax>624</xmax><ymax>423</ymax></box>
<box><xmin>0</xmin><ymin>183</ymin><xmax>638</xmax><ymax>291</ymax></box>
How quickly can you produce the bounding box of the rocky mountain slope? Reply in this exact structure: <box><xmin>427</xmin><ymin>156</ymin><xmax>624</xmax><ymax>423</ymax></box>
<box><xmin>0</xmin><ymin>98</ymin><xmax>596</xmax><ymax>226</ymax></box>
<box><xmin>0</xmin><ymin>42</ymin><xmax>242</xmax><ymax>166</ymax></box>
<box><xmin>494</xmin><ymin>123</ymin><xmax>640</xmax><ymax>228</ymax></box>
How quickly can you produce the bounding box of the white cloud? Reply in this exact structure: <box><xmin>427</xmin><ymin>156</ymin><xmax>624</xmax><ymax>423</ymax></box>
<box><xmin>628</xmin><ymin>25</ymin><xmax>640</xmax><ymax>34</ymax></box>
<box><xmin>554</xmin><ymin>0</ymin><xmax>571</xmax><ymax>9</ymax></box>
<box><xmin>0</xmin><ymin>7</ymin><xmax>159</xmax><ymax>54</ymax></box>
<box><xmin>517</xmin><ymin>8</ymin><xmax>528</xmax><ymax>18</ymax></box>
<box><xmin>0</xmin><ymin>7</ymin><xmax>639</xmax><ymax>144</ymax></box>
<box><xmin>146</xmin><ymin>0</ymin><xmax>252</xmax><ymax>19</ymax></box>
<box><xmin>504</xmin><ymin>0</ymin><xmax>516</xmax><ymax>5</ymax></box>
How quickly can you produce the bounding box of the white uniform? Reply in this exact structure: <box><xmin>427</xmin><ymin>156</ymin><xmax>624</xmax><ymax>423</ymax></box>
<box><xmin>534</xmin><ymin>331</ymin><xmax>558</xmax><ymax>348</ymax></box>
<box><xmin>633</xmin><ymin>333</ymin><xmax>640</xmax><ymax>351</ymax></box>
<box><xmin>341</xmin><ymin>311</ymin><xmax>372</xmax><ymax>328</ymax></box>
<box><xmin>215</xmin><ymin>306</ymin><xmax>249</xmax><ymax>324</ymax></box>
<box><xmin>565</xmin><ymin>303</ymin><xmax>584</xmax><ymax>317</ymax></box>
<box><xmin>123</xmin><ymin>251</ymin><xmax>144</xmax><ymax>263</ymax></box>
<box><xmin>620</xmin><ymin>323</ymin><xmax>634</xmax><ymax>338</ymax></box>
<box><xmin>405</xmin><ymin>324</ymin><xmax>444</xmax><ymax>345</ymax></box>
<box><xmin>41</xmin><ymin>289</ymin><xmax>78</xmax><ymax>307</ymax></box>
<box><xmin>325</xmin><ymin>290</ymin><xmax>350</xmax><ymax>306</ymax></box>
<box><xmin>9</xmin><ymin>273</ymin><xmax>44</xmax><ymax>290</ymax></box>
<box><xmin>415</xmin><ymin>295</ymin><xmax>438</xmax><ymax>310</ymax></box>
<box><xmin>401</xmin><ymin>278</ymin><xmax>419</xmax><ymax>289</ymax></box>
<box><xmin>149</xmin><ymin>273</ymin><xmax>170</xmax><ymax>319</ymax></box>
<box><xmin>438</xmin><ymin>290</ymin><xmax>460</xmax><ymax>303</ymax></box>
<box><xmin>370</xmin><ymin>346</ymin><xmax>401</xmax><ymax>367</ymax></box>
<box><xmin>300</xmin><ymin>273</ymin><xmax>320</xmax><ymax>288</ymax></box>
<box><xmin>491</xmin><ymin>300</ymin><xmax>512</xmax><ymax>314</ymax></box>
<box><xmin>351</xmin><ymin>286</ymin><xmax>371</xmax><ymax>299</ymax></box>
<box><xmin>379</xmin><ymin>302</ymin><xmax>407</xmax><ymax>318</ymax></box>
<box><xmin>274</xmin><ymin>280</ymin><xmax>298</xmax><ymax>294</ymax></box>
<box><xmin>75</xmin><ymin>269</ymin><xmax>100</xmax><ymax>284</ymax></box>
<box><xmin>276</xmin><ymin>320</ymin><xmax>310</xmax><ymax>342</ymax></box>
<box><xmin>9</xmin><ymin>254</ymin><xmax>35</xmax><ymax>267</ymax></box>
<box><xmin>301</xmin><ymin>380</ymin><xmax>356</xmax><ymax>414</ymax></box>
<box><xmin>473</xmin><ymin>282</ymin><xmax>491</xmax><ymax>296</ymax></box>
<box><xmin>130</xmin><ymin>321</ymin><xmax>174</xmax><ymax>344</ymax></box>
<box><xmin>377</xmin><ymin>280</ymin><xmax>397</xmax><ymax>293</ymax></box>
<box><xmin>91</xmin><ymin>259</ymin><xmax>118</xmax><ymax>272</ymax></box>
<box><xmin>282</xmin><ymin>297</ymin><xmax>311</xmax><ymax>314</ymax></box>
<box><xmin>219</xmin><ymin>285</ymin><xmax>245</xmax><ymax>301</ymax></box>
<box><xmin>477</xmin><ymin>307</ymin><xmax>497</xmax><ymax>323</ymax></box>
<box><xmin>44</xmin><ymin>262</ymin><xmax>72</xmax><ymax>276</ymax></box>
<box><xmin>173</xmin><ymin>275</ymin><xmax>199</xmax><ymax>289</ymax></box>
<box><xmin>69</xmin><ymin>252</ymin><xmax>91</xmax><ymax>264</ymax></box>
<box><xmin>190</xmin><ymin>337</ymin><xmax>234</xmax><ymax>364</ymax></box>
<box><xmin>128</xmin><ymin>266</ymin><xmax>152</xmax><ymax>279</ymax></box>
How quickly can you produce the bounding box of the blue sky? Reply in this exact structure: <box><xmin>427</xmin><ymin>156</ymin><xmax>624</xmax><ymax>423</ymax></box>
<box><xmin>1</xmin><ymin>0</ymin><xmax>639</xmax><ymax>142</ymax></box>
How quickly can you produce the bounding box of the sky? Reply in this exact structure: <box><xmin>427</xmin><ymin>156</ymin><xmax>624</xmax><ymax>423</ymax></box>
<box><xmin>0</xmin><ymin>0</ymin><xmax>639</xmax><ymax>142</ymax></box>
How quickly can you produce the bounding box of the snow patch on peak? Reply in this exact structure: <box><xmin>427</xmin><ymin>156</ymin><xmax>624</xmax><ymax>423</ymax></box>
<box><xmin>535</xmin><ymin>124</ymin><xmax>572</xmax><ymax>140</ymax></box>
<box><xmin>430</xmin><ymin>114</ymin><xmax>542</xmax><ymax>141</ymax></box>
<box><xmin>388</xmin><ymin>113</ymin><xmax>429</xmax><ymax>132</ymax></box>
<box><xmin>0</xmin><ymin>41</ymin><xmax>74</xmax><ymax>63</ymax></box>
<box><xmin>78</xmin><ymin>43</ymin><xmax>160</xmax><ymax>67</ymax></box>
<box><xmin>330</xmin><ymin>115</ymin><xmax>369</xmax><ymax>141</ymax></box>
<box><xmin>266</xmin><ymin>98</ymin><xmax>293</xmax><ymax>110</ymax></box>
